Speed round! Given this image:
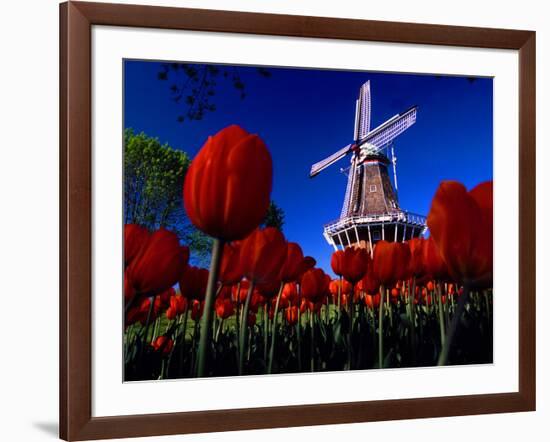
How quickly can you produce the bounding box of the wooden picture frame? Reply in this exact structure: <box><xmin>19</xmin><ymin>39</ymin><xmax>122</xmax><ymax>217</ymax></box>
<box><xmin>59</xmin><ymin>1</ymin><xmax>536</xmax><ymax>440</ymax></box>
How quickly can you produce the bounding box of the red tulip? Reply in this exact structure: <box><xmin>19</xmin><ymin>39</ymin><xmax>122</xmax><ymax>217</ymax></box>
<box><xmin>126</xmin><ymin>296</ymin><xmax>154</xmax><ymax>326</ymax></box>
<box><xmin>151</xmin><ymin>336</ymin><xmax>174</xmax><ymax>355</ymax></box>
<box><xmin>240</xmin><ymin>227</ymin><xmax>287</xmax><ymax>285</ymax></box>
<box><xmin>285</xmin><ymin>306</ymin><xmax>299</xmax><ymax>326</ymax></box>
<box><xmin>301</xmin><ymin>268</ymin><xmax>330</xmax><ymax>303</ymax></box>
<box><xmin>256</xmin><ymin>280</ymin><xmax>281</xmax><ymax>299</ymax></box>
<box><xmin>154</xmin><ymin>287</ymin><xmax>174</xmax><ymax>315</ymax></box>
<box><xmin>356</xmin><ymin>261</ymin><xmax>380</xmax><ymax>295</ymax></box>
<box><xmin>329</xmin><ymin>279</ymin><xmax>352</xmax><ymax>304</ymax></box>
<box><xmin>124</xmin><ymin>224</ymin><xmax>150</xmax><ymax>267</ymax></box>
<box><xmin>183</xmin><ymin>125</ymin><xmax>273</xmax><ymax>241</ymax></box>
<box><xmin>249</xmin><ymin>292</ymin><xmax>265</xmax><ymax>314</ymax></box>
<box><xmin>166</xmin><ymin>293</ymin><xmax>187</xmax><ymax>320</ymax></box>
<box><xmin>329</xmin><ymin>278</ymin><xmax>352</xmax><ymax>295</ymax></box>
<box><xmin>408</xmin><ymin>237</ymin><xmax>426</xmax><ymax>278</ymax></box>
<box><xmin>276</xmin><ymin>294</ymin><xmax>290</xmax><ymax>310</ymax></box>
<box><xmin>352</xmin><ymin>286</ymin><xmax>363</xmax><ymax>303</ymax></box>
<box><xmin>126</xmin><ymin>228</ymin><xmax>189</xmax><ymax>296</ymax></box>
<box><xmin>297</xmin><ymin>256</ymin><xmax>317</xmax><ymax>278</ymax></box>
<box><xmin>340</xmin><ymin>247</ymin><xmax>370</xmax><ymax>283</ymax></box>
<box><xmin>159</xmin><ymin>287</ymin><xmax>174</xmax><ymax>305</ymax></box>
<box><xmin>364</xmin><ymin>293</ymin><xmax>381</xmax><ymax>309</ymax></box>
<box><xmin>300</xmin><ymin>298</ymin><xmax>322</xmax><ymax>313</ymax></box>
<box><xmin>166</xmin><ymin>307</ymin><xmax>177</xmax><ymax>321</ymax></box>
<box><xmin>330</xmin><ymin>250</ymin><xmax>345</xmax><ymax>277</ymax></box>
<box><xmin>231</xmin><ymin>280</ymin><xmax>251</xmax><ymax>304</ymax></box>
<box><xmin>279</xmin><ymin>242</ymin><xmax>305</xmax><ymax>282</ymax></box>
<box><xmin>215</xmin><ymin>297</ymin><xmax>235</xmax><ymax>319</ymax></box>
<box><xmin>217</xmin><ymin>285</ymin><xmax>232</xmax><ymax>300</ymax></box>
<box><xmin>421</xmin><ymin>287</ymin><xmax>433</xmax><ymax>306</ymax></box>
<box><xmin>422</xmin><ymin>237</ymin><xmax>449</xmax><ymax>281</ymax></box>
<box><xmin>427</xmin><ymin>180</ymin><xmax>493</xmax><ymax>287</ymax></box>
<box><xmin>372</xmin><ymin>240</ymin><xmax>411</xmax><ymax>285</ymax></box>
<box><xmin>219</xmin><ymin>241</ymin><xmax>243</xmax><ymax>286</ymax></box>
<box><xmin>179</xmin><ymin>266</ymin><xmax>209</xmax><ymax>300</ymax></box>
<box><xmin>282</xmin><ymin>282</ymin><xmax>299</xmax><ymax>305</ymax></box>
<box><xmin>124</xmin><ymin>271</ymin><xmax>136</xmax><ymax>302</ymax></box>
<box><xmin>191</xmin><ymin>299</ymin><xmax>204</xmax><ymax>321</ymax></box>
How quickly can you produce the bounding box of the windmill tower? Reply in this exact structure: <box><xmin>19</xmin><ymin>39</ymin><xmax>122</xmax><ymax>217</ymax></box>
<box><xmin>310</xmin><ymin>81</ymin><xmax>426</xmax><ymax>254</ymax></box>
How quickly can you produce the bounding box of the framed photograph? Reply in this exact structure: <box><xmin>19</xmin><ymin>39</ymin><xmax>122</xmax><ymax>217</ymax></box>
<box><xmin>60</xmin><ymin>1</ymin><xmax>536</xmax><ymax>440</ymax></box>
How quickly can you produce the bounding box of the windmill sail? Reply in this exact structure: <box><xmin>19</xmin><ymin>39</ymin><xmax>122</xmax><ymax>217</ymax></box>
<box><xmin>309</xmin><ymin>144</ymin><xmax>353</xmax><ymax>177</ymax></box>
<box><xmin>309</xmin><ymin>82</ymin><xmax>417</xmax><ymax>178</ymax></box>
<box><xmin>354</xmin><ymin>81</ymin><xmax>371</xmax><ymax>142</ymax></box>
<box><xmin>340</xmin><ymin>157</ymin><xmax>357</xmax><ymax>217</ymax></box>
<box><xmin>361</xmin><ymin>106</ymin><xmax>417</xmax><ymax>151</ymax></box>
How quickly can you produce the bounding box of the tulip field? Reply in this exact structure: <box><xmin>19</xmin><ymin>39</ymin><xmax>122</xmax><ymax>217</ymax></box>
<box><xmin>124</xmin><ymin>125</ymin><xmax>493</xmax><ymax>381</ymax></box>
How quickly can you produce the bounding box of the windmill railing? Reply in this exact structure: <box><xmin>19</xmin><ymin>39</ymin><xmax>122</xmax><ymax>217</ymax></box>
<box><xmin>323</xmin><ymin>211</ymin><xmax>426</xmax><ymax>235</ymax></box>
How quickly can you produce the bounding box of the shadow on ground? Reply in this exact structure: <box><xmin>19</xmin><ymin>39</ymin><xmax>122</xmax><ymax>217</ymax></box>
<box><xmin>33</xmin><ymin>422</ymin><xmax>58</xmax><ymax>438</ymax></box>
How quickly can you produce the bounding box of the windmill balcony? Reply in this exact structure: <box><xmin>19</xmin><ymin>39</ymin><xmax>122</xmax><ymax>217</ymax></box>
<box><xmin>322</xmin><ymin>210</ymin><xmax>427</xmax><ymax>251</ymax></box>
<box><xmin>323</xmin><ymin>210</ymin><xmax>426</xmax><ymax>234</ymax></box>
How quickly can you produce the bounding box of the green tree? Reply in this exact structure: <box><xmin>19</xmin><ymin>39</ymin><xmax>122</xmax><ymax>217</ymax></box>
<box><xmin>262</xmin><ymin>201</ymin><xmax>285</xmax><ymax>232</ymax></box>
<box><xmin>124</xmin><ymin>129</ymin><xmax>189</xmax><ymax>229</ymax></box>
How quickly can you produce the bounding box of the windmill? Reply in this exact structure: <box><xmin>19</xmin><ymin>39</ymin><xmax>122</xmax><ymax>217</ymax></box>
<box><xmin>310</xmin><ymin>80</ymin><xmax>427</xmax><ymax>253</ymax></box>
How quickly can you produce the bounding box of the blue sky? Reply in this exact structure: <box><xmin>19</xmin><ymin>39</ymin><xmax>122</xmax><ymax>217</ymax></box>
<box><xmin>124</xmin><ymin>60</ymin><xmax>493</xmax><ymax>274</ymax></box>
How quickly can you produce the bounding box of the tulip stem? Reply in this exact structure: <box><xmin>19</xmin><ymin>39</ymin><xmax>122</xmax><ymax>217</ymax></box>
<box><xmin>444</xmin><ymin>284</ymin><xmax>451</xmax><ymax>330</ymax></box>
<box><xmin>235</xmin><ymin>282</ymin><xmax>241</xmax><ymax>356</ymax></box>
<box><xmin>347</xmin><ymin>283</ymin><xmax>355</xmax><ymax>370</ymax></box>
<box><xmin>387</xmin><ymin>290</ymin><xmax>393</xmax><ymax>328</ymax></box>
<box><xmin>190</xmin><ymin>321</ymin><xmax>199</xmax><ymax>375</ymax></box>
<box><xmin>138</xmin><ymin>295</ymin><xmax>156</xmax><ymax>366</ymax></box>
<box><xmin>438</xmin><ymin>285</ymin><xmax>469</xmax><ymax>366</ymax></box>
<box><xmin>267</xmin><ymin>282</ymin><xmax>285</xmax><ymax>374</ymax></box>
<box><xmin>297</xmin><ymin>285</ymin><xmax>302</xmax><ymax>372</ymax></box>
<box><xmin>436</xmin><ymin>282</ymin><xmax>446</xmax><ymax>348</ymax></box>
<box><xmin>238</xmin><ymin>282</ymin><xmax>255</xmax><ymax>375</ymax></box>
<box><xmin>142</xmin><ymin>296</ymin><xmax>155</xmax><ymax>345</ymax></box>
<box><xmin>337</xmin><ymin>277</ymin><xmax>342</xmax><ymax>313</ymax></box>
<box><xmin>215</xmin><ymin>318</ymin><xmax>224</xmax><ymax>343</ymax></box>
<box><xmin>263</xmin><ymin>306</ymin><xmax>269</xmax><ymax>364</ymax></box>
<box><xmin>310</xmin><ymin>312</ymin><xmax>315</xmax><ymax>372</ymax></box>
<box><xmin>176</xmin><ymin>309</ymin><xmax>189</xmax><ymax>377</ymax></box>
<box><xmin>152</xmin><ymin>316</ymin><xmax>160</xmax><ymax>342</ymax></box>
<box><xmin>378</xmin><ymin>284</ymin><xmax>385</xmax><ymax>369</ymax></box>
<box><xmin>357</xmin><ymin>299</ymin><xmax>365</xmax><ymax>368</ymax></box>
<box><xmin>196</xmin><ymin>238</ymin><xmax>225</xmax><ymax>378</ymax></box>
<box><xmin>409</xmin><ymin>278</ymin><xmax>417</xmax><ymax>364</ymax></box>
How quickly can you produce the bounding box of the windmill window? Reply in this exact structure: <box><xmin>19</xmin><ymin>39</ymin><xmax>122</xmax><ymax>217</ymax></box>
<box><xmin>369</xmin><ymin>185</ymin><xmax>377</xmax><ymax>192</ymax></box>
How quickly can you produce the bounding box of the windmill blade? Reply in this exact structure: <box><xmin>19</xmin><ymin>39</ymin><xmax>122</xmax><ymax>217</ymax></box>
<box><xmin>310</xmin><ymin>144</ymin><xmax>353</xmax><ymax>177</ymax></box>
<box><xmin>354</xmin><ymin>81</ymin><xmax>371</xmax><ymax>142</ymax></box>
<box><xmin>361</xmin><ymin>106</ymin><xmax>417</xmax><ymax>153</ymax></box>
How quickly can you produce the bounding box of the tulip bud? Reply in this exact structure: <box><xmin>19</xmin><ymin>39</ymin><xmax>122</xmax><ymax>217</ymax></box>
<box><xmin>240</xmin><ymin>227</ymin><xmax>287</xmax><ymax>285</ymax></box>
<box><xmin>183</xmin><ymin>125</ymin><xmax>273</xmax><ymax>241</ymax></box>
<box><xmin>427</xmin><ymin>180</ymin><xmax>493</xmax><ymax>287</ymax></box>
<box><xmin>126</xmin><ymin>228</ymin><xmax>189</xmax><ymax>296</ymax></box>
<box><xmin>151</xmin><ymin>336</ymin><xmax>174</xmax><ymax>355</ymax></box>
